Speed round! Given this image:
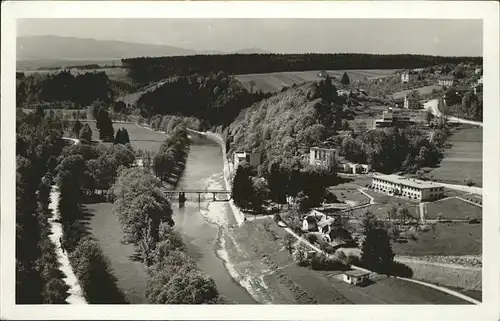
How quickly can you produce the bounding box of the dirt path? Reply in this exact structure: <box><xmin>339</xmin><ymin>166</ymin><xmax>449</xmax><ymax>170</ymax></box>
<box><xmin>48</xmin><ymin>186</ymin><xmax>87</xmax><ymax>304</ymax></box>
<box><xmin>395</xmin><ymin>256</ymin><xmax>481</xmax><ymax>271</ymax></box>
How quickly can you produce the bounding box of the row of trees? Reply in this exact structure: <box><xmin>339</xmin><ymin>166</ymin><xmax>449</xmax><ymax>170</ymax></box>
<box><xmin>122</xmin><ymin>53</ymin><xmax>482</xmax><ymax>84</ymax></box>
<box><xmin>339</xmin><ymin>126</ymin><xmax>442</xmax><ymax>173</ymax></box>
<box><xmin>16</xmin><ymin>112</ymin><xmax>69</xmax><ymax>303</ymax></box>
<box><xmin>445</xmin><ymin>89</ymin><xmax>483</xmax><ymax>121</ymax></box>
<box><xmin>152</xmin><ymin>127</ymin><xmax>190</xmax><ymax>183</ymax></box>
<box><xmin>232</xmin><ymin>161</ymin><xmax>338</xmax><ymax>213</ymax></box>
<box><xmin>136</xmin><ymin>72</ymin><xmax>271</xmax><ymax>130</ymax></box>
<box><xmin>137</xmin><ymin>114</ymin><xmax>202</xmax><ymax>134</ymax></box>
<box><xmin>111</xmin><ymin>168</ymin><xmax>224</xmax><ymax>304</ymax></box>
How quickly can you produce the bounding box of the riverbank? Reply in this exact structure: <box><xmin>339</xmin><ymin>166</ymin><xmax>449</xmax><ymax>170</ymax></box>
<box><xmin>186</xmin><ymin>128</ymin><xmax>245</xmax><ymax>226</ymax></box>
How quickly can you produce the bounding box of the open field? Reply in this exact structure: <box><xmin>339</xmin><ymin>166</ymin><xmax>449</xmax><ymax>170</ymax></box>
<box><xmin>225</xmin><ymin>218</ymin><xmax>470</xmax><ymax>304</ymax></box>
<box><xmin>426</xmin><ymin>197</ymin><xmax>482</xmax><ymax>220</ymax></box>
<box><xmin>391</xmin><ymin>85</ymin><xmax>443</xmax><ymax>100</ymax></box>
<box><xmin>428</xmin><ymin>126</ymin><xmax>482</xmax><ymax>187</ymax></box>
<box><xmin>392</xmin><ymin>222</ymin><xmax>481</xmax><ymax>256</ymax></box>
<box><xmin>235</xmin><ymin>69</ymin><xmax>397</xmax><ymax>93</ymax></box>
<box><xmin>350</xmin><ymin>203</ymin><xmax>419</xmax><ymax>220</ymax></box>
<box><xmin>85</xmin><ymin>202</ymin><xmax>149</xmax><ymax>304</ymax></box>
<box><xmin>70</xmin><ymin>121</ymin><xmax>166</xmax><ymax>153</ymax></box>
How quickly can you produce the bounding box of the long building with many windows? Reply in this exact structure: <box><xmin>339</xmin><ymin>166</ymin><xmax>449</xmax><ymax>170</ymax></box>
<box><xmin>371</xmin><ymin>174</ymin><xmax>444</xmax><ymax>202</ymax></box>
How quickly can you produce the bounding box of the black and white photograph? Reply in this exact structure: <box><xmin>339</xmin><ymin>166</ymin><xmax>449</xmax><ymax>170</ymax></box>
<box><xmin>1</xmin><ymin>1</ymin><xmax>499</xmax><ymax>320</ymax></box>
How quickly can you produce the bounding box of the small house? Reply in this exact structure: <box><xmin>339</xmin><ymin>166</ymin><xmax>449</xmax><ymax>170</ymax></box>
<box><xmin>438</xmin><ymin>75</ymin><xmax>456</xmax><ymax>87</ymax></box>
<box><xmin>342</xmin><ymin>270</ymin><xmax>370</xmax><ymax>286</ymax></box>
<box><xmin>233</xmin><ymin>151</ymin><xmax>261</xmax><ymax>169</ymax></box>
<box><xmin>475</xmin><ymin>67</ymin><xmax>482</xmax><ymax>75</ymax></box>
<box><xmin>404</xmin><ymin>92</ymin><xmax>420</xmax><ymax>109</ymax></box>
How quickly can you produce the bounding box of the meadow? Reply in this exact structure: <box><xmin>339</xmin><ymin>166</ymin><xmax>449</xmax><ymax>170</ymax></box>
<box><xmin>425</xmin><ymin>197</ymin><xmax>482</xmax><ymax>220</ymax></box>
<box><xmin>427</xmin><ymin>125</ymin><xmax>482</xmax><ymax>187</ymax></box>
<box><xmin>235</xmin><ymin>69</ymin><xmax>397</xmax><ymax>93</ymax></box>
<box><xmin>391</xmin><ymin>222</ymin><xmax>482</xmax><ymax>256</ymax></box>
<box><xmin>391</xmin><ymin>84</ymin><xmax>443</xmax><ymax>100</ymax></box>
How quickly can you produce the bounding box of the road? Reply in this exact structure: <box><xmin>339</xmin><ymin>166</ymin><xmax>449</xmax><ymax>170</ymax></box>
<box><xmin>424</xmin><ymin>99</ymin><xmax>483</xmax><ymax>127</ymax></box>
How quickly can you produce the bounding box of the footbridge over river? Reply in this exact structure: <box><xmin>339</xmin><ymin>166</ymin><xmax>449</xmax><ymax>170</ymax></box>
<box><xmin>164</xmin><ymin>189</ymin><xmax>232</xmax><ymax>202</ymax></box>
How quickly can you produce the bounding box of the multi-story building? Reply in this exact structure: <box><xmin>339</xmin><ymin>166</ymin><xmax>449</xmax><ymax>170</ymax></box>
<box><xmin>371</xmin><ymin>174</ymin><xmax>444</xmax><ymax>202</ymax></box>
<box><xmin>374</xmin><ymin>109</ymin><xmax>412</xmax><ymax>128</ymax></box>
<box><xmin>400</xmin><ymin>71</ymin><xmax>415</xmax><ymax>84</ymax></box>
<box><xmin>438</xmin><ymin>75</ymin><xmax>456</xmax><ymax>87</ymax></box>
<box><xmin>309</xmin><ymin>147</ymin><xmax>337</xmax><ymax>166</ymax></box>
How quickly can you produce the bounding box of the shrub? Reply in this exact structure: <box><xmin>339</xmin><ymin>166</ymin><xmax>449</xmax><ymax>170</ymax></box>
<box><xmin>42</xmin><ymin>278</ymin><xmax>70</xmax><ymax>304</ymax></box>
<box><xmin>345</xmin><ymin>254</ymin><xmax>361</xmax><ymax>266</ymax></box>
<box><xmin>69</xmin><ymin>236</ymin><xmax>127</xmax><ymax>303</ymax></box>
<box><xmin>305</xmin><ymin>233</ymin><xmax>318</xmax><ymax>244</ymax></box>
<box><xmin>273</xmin><ymin>213</ymin><xmax>282</xmax><ymax>223</ymax></box>
<box><xmin>387</xmin><ymin>261</ymin><xmax>414</xmax><ymax>278</ymax></box>
<box><xmin>310</xmin><ymin>253</ymin><xmax>348</xmax><ymax>271</ymax></box>
<box><xmin>292</xmin><ymin>241</ymin><xmax>310</xmax><ymax>266</ymax></box>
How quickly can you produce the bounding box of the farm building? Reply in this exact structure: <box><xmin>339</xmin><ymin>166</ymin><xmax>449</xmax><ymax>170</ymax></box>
<box><xmin>233</xmin><ymin>152</ymin><xmax>261</xmax><ymax>168</ymax></box>
<box><xmin>302</xmin><ymin>210</ymin><xmax>327</xmax><ymax>232</ymax></box>
<box><xmin>371</xmin><ymin>174</ymin><xmax>444</xmax><ymax>202</ymax></box>
<box><xmin>403</xmin><ymin>92</ymin><xmax>420</xmax><ymax>109</ymax></box>
<box><xmin>309</xmin><ymin>147</ymin><xmax>337</xmax><ymax>166</ymax></box>
<box><xmin>438</xmin><ymin>75</ymin><xmax>456</xmax><ymax>87</ymax></box>
<box><xmin>343</xmin><ymin>270</ymin><xmax>370</xmax><ymax>286</ymax></box>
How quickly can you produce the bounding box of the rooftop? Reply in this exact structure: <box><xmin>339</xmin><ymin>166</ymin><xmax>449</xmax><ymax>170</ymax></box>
<box><xmin>344</xmin><ymin>270</ymin><xmax>370</xmax><ymax>277</ymax></box>
<box><xmin>439</xmin><ymin>75</ymin><xmax>456</xmax><ymax>80</ymax></box>
<box><xmin>310</xmin><ymin>146</ymin><xmax>336</xmax><ymax>151</ymax></box>
<box><xmin>372</xmin><ymin>174</ymin><xmax>442</xmax><ymax>189</ymax></box>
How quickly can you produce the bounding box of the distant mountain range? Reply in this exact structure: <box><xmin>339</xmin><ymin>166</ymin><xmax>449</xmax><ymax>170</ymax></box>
<box><xmin>17</xmin><ymin>35</ymin><xmax>271</xmax><ymax>69</ymax></box>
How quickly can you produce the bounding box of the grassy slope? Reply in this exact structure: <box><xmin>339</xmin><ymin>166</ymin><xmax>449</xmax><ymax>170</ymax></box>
<box><xmin>235</xmin><ymin>69</ymin><xmax>397</xmax><ymax>93</ymax></box>
<box><xmin>392</xmin><ymin>222</ymin><xmax>481</xmax><ymax>256</ymax></box>
<box><xmin>426</xmin><ymin>198</ymin><xmax>482</xmax><ymax>220</ymax></box>
<box><xmin>225</xmin><ymin>217</ymin><xmax>469</xmax><ymax>304</ymax></box>
<box><xmin>428</xmin><ymin>126</ymin><xmax>482</xmax><ymax>187</ymax></box>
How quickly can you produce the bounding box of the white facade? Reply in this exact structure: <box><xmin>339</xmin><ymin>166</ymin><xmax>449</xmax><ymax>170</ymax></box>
<box><xmin>343</xmin><ymin>271</ymin><xmax>370</xmax><ymax>286</ymax></box>
<box><xmin>340</xmin><ymin>163</ymin><xmax>371</xmax><ymax>174</ymax></box>
<box><xmin>233</xmin><ymin>152</ymin><xmax>261</xmax><ymax>169</ymax></box>
<box><xmin>371</xmin><ymin>174</ymin><xmax>444</xmax><ymax>202</ymax></box>
<box><xmin>310</xmin><ymin>147</ymin><xmax>337</xmax><ymax>166</ymax></box>
<box><xmin>401</xmin><ymin>72</ymin><xmax>414</xmax><ymax>84</ymax></box>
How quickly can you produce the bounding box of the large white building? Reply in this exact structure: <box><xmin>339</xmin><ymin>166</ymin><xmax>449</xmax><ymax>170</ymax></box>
<box><xmin>309</xmin><ymin>147</ymin><xmax>337</xmax><ymax>166</ymax></box>
<box><xmin>371</xmin><ymin>174</ymin><xmax>444</xmax><ymax>202</ymax></box>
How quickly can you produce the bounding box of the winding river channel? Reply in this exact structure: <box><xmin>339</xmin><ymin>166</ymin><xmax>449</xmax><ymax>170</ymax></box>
<box><xmin>171</xmin><ymin>131</ymin><xmax>256</xmax><ymax>304</ymax></box>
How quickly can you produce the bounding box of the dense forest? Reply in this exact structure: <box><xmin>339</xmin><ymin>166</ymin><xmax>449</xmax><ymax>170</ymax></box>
<box><xmin>16</xmin><ymin>71</ymin><xmax>112</xmax><ymax>107</ymax></box>
<box><xmin>16</xmin><ymin>112</ymin><xmax>68</xmax><ymax>303</ymax></box>
<box><xmin>225</xmin><ymin>79</ymin><xmax>350</xmax><ymax>170</ymax></box>
<box><xmin>136</xmin><ymin>72</ymin><xmax>271</xmax><ymax>129</ymax></box>
<box><xmin>122</xmin><ymin>53</ymin><xmax>482</xmax><ymax>84</ymax></box>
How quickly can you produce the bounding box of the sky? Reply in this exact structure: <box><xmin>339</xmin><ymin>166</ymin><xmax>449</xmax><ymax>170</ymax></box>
<box><xmin>17</xmin><ymin>19</ymin><xmax>483</xmax><ymax>56</ymax></box>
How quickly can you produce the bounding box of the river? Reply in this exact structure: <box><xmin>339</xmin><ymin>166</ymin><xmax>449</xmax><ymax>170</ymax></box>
<box><xmin>172</xmin><ymin>131</ymin><xmax>256</xmax><ymax>304</ymax></box>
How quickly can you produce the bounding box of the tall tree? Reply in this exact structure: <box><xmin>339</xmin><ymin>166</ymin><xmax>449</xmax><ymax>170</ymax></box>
<box><xmin>232</xmin><ymin>163</ymin><xmax>255</xmax><ymax>211</ymax></box>
<box><xmin>360</xmin><ymin>211</ymin><xmax>394</xmax><ymax>273</ymax></box>
<box><xmin>340</xmin><ymin>72</ymin><xmax>351</xmax><ymax>86</ymax></box>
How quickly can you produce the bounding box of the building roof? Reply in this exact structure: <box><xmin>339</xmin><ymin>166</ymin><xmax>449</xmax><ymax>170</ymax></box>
<box><xmin>372</xmin><ymin>174</ymin><xmax>442</xmax><ymax>189</ymax></box>
<box><xmin>405</xmin><ymin>91</ymin><xmax>420</xmax><ymax>99</ymax></box>
<box><xmin>344</xmin><ymin>270</ymin><xmax>370</xmax><ymax>277</ymax></box>
<box><xmin>310</xmin><ymin>146</ymin><xmax>336</xmax><ymax>151</ymax></box>
<box><xmin>439</xmin><ymin>75</ymin><xmax>456</xmax><ymax>80</ymax></box>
